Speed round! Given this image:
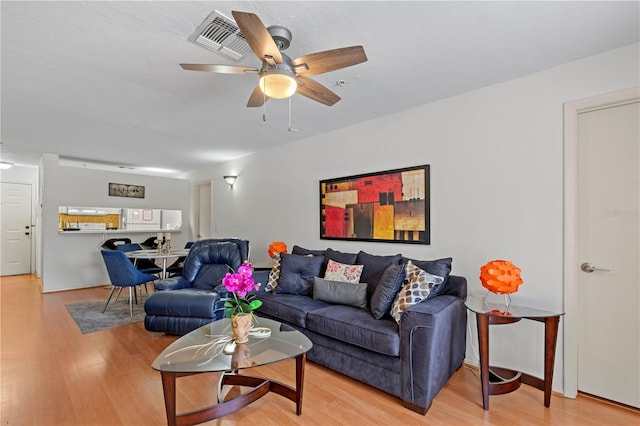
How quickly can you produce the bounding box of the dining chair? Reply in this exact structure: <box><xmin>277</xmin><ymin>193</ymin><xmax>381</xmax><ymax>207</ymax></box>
<box><xmin>101</xmin><ymin>238</ymin><xmax>132</xmax><ymax>250</ymax></box>
<box><xmin>101</xmin><ymin>250</ymin><xmax>158</xmax><ymax>317</ymax></box>
<box><xmin>139</xmin><ymin>236</ymin><xmax>158</xmax><ymax>249</ymax></box>
<box><xmin>116</xmin><ymin>243</ymin><xmax>163</xmax><ymax>294</ymax></box>
<box><xmin>165</xmin><ymin>241</ymin><xmax>194</xmax><ymax>277</ymax></box>
<box><xmin>116</xmin><ymin>243</ymin><xmax>163</xmax><ymax>275</ymax></box>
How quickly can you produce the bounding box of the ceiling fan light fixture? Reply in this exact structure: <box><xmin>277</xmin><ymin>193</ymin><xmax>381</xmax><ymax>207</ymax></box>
<box><xmin>259</xmin><ymin>69</ymin><xmax>297</xmax><ymax>99</ymax></box>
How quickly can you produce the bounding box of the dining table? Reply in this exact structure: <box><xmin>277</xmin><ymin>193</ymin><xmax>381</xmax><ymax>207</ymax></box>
<box><xmin>124</xmin><ymin>248</ymin><xmax>190</xmax><ymax>279</ymax></box>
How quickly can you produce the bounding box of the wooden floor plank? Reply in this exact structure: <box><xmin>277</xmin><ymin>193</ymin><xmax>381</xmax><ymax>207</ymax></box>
<box><xmin>1</xmin><ymin>274</ymin><xmax>638</xmax><ymax>425</ymax></box>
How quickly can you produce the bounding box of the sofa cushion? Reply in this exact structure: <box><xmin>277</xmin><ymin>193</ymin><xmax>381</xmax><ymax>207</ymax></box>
<box><xmin>306</xmin><ymin>305</ymin><xmax>400</xmax><ymax>357</ymax></box>
<box><xmin>291</xmin><ymin>245</ymin><xmax>329</xmax><ymax>274</ymax></box>
<box><xmin>257</xmin><ymin>291</ymin><xmax>329</xmax><ymax>327</ymax></box>
<box><xmin>402</xmin><ymin>256</ymin><xmax>452</xmax><ymax>278</ymax></box>
<box><xmin>264</xmin><ymin>252</ymin><xmax>282</xmax><ymax>293</ymax></box>
<box><xmin>275</xmin><ymin>253</ymin><xmax>324</xmax><ymax>296</ymax></box>
<box><xmin>370</xmin><ymin>263</ymin><xmax>406</xmax><ymax>319</ymax></box>
<box><xmin>313</xmin><ymin>277</ymin><xmax>367</xmax><ymax>308</ymax></box>
<box><xmin>291</xmin><ymin>245</ymin><xmax>326</xmax><ymax>257</ymax></box>
<box><xmin>325</xmin><ymin>248</ymin><xmax>358</xmax><ymax>265</ymax></box>
<box><xmin>323</xmin><ymin>259</ymin><xmax>364</xmax><ymax>283</ymax></box>
<box><xmin>390</xmin><ymin>261</ymin><xmax>445</xmax><ymax>323</ymax></box>
<box><xmin>402</xmin><ymin>257</ymin><xmax>453</xmax><ymax>298</ymax></box>
<box><xmin>356</xmin><ymin>251</ymin><xmax>402</xmax><ymax>298</ymax></box>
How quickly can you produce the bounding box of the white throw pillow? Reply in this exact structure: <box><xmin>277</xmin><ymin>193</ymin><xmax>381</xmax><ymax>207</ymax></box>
<box><xmin>324</xmin><ymin>259</ymin><xmax>364</xmax><ymax>283</ymax></box>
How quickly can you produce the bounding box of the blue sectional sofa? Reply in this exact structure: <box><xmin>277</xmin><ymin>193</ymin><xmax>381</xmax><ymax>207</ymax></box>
<box><xmin>251</xmin><ymin>245</ymin><xmax>467</xmax><ymax>414</ymax></box>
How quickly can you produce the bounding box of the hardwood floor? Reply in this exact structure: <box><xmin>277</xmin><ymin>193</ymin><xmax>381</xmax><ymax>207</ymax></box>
<box><xmin>1</xmin><ymin>274</ymin><xmax>638</xmax><ymax>425</ymax></box>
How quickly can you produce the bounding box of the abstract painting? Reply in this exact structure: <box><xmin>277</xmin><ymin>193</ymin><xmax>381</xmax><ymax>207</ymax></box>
<box><xmin>108</xmin><ymin>183</ymin><xmax>145</xmax><ymax>199</ymax></box>
<box><xmin>320</xmin><ymin>165</ymin><xmax>430</xmax><ymax>244</ymax></box>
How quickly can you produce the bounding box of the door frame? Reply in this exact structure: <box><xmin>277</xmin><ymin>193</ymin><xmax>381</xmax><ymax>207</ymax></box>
<box><xmin>563</xmin><ymin>86</ymin><xmax>640</xmax><ymax>398</ymax></box>
<box><xmin>192</xmin><ymin>180</ymin><xmax>213</xmax><ymax>240</ymax></box>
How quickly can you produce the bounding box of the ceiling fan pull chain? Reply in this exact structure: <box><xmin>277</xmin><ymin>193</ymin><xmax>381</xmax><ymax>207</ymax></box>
<box><xmin>288</xmin><ymin>97</ymin><xmax>298</xmax><ymax>132</ymax></box>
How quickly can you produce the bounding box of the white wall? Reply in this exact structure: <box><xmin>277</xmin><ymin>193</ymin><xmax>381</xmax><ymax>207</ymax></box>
<box><xmin>0</xmin><ymin>165</ymin><xmax>39</xmax><ymax>275</ymax></box>
<box><xmin>187</xmin><ymin>43</ymin><xmax>640</xmax><ymax>394</ymax></box>
<box><xmin>40</xmin><ymin>154</ymin><xmax>191</xmax><ymax>292</ymax></box>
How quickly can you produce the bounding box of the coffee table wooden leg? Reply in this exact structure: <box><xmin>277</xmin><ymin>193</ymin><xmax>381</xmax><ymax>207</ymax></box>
<box><xmin>543</xmin><ymin>316</ymin><xmax>560</xmax><ymax>407</ymax></box>
<box><xmin>295</xmin><ymin>353</ymin><xmax>306</xmax><ymax>415</ymax></box>
<box><xmin>160</xmin><ymin>371</ymin><xmax>177</xmax><ymax>426</ymax></box>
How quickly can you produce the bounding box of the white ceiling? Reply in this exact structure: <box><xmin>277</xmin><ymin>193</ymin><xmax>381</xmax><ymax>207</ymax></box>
<box><xmin>2</xmin><ymin>1</ymin><xmax>638</xmax><ymax>177</ymax></box>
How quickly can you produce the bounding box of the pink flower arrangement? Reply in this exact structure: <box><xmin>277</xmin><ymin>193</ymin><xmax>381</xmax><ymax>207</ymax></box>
<box><xmin>222</xmin><ymin>263</ymin><xmax>262</xmax><ymax>318</ymax></box>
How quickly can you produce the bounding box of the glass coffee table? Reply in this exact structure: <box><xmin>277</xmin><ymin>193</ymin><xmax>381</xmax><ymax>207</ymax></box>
<box><xmin>152</xmin><ymin>317</ymin><xmax>313</xmax><ymax>426</ymax></box>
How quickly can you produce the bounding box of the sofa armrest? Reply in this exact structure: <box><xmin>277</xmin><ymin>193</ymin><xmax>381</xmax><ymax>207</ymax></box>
<box><xmin>154</xmin><ymin>276</ymin><xmax>191</xmax><ymax>291</ymax></box>
<box><xmin>442</xmin><ymin>275</ymin><xmax>467</xmax><ymax>299</ymax></box>
<box><xmin>398</xmin><ymin>295</ymin><xmax>467</xmax><ymax>413</ymax></box>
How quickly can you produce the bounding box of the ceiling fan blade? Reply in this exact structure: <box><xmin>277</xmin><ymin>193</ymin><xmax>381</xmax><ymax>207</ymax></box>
<box><xmin>295</xmin><ymin>76</ymin><xmax>341</xmax><ymax>106</ymax></box>
<box><xmin>231</xmin><ymin>11</ymin><xmax>283</xmax><ymax>64</ymax></box>
<box><xmin>247</xmin><ymin>85</ymin><xmax>269</xmax><ymax>108</ymax></box>
<box><xmin>180</xmin><ymin>64</ymin><xmax>259</xmax><ymax>75</ymax></box>
<box><xmin>291</xmin><ymin>46</ymin><xmax>367</xmax><ymax>76</ymax></box>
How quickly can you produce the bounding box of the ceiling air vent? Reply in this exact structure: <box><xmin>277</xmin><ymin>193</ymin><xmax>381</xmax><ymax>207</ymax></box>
<box><xmin>188</xmin><ymin>10</ymin><xmax>251</xmax><ymax>61</ymax></box>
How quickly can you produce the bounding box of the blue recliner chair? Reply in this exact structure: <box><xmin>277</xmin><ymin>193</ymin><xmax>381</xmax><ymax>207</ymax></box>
<box><xmin>143</xmin><ymin>240</ymin><xmax>247</xmax><ymax>335</ymax></box>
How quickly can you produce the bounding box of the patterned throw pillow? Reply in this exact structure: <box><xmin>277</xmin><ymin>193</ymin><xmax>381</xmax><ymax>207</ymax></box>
<box><xmin>324</xmin><ymin>259</ymin><xmax>364</xmax><ymax>283</ymax></box>
<box><xmin>264</xmin><ymin>252</ymin><xmax>282</xmax><ymax>293</ymax></box>
<box><xmin>390</xmin><ymin>261</ymin><xmax>445</xmax><ymax>323</ymax></box>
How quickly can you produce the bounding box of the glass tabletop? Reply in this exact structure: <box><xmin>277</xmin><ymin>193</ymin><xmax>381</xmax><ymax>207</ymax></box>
<box><xmin>124</xmin><ymin>249</ymin><xmax>189</xmax><ymax>259</ymax></box>
<box><xmin>465</xmin><ymin>295</ymin><xmax>564</xmax><ymax>318</ymax></box>
<box><xmin>152</xmin><ymin>317</ymin><xmax>313</xmax><ymax>373</ymax></box>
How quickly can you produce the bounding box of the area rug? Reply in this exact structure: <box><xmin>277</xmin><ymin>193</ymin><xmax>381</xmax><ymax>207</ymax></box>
<box><xmin>66</xmin><ymin>292</ymin><xmax>149</xmax><ymax>334</ymax></box>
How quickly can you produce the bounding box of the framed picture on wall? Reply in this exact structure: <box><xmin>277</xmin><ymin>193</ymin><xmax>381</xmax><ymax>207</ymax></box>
<box><xmin>108</xmin><ymin>182</ymin><xmax>145</xmax><ymax>199</ymax></box>
<box><xmin>320</xmin><ymin>165</ymin><xmax>430</xmax><ymax>244</ymax></box>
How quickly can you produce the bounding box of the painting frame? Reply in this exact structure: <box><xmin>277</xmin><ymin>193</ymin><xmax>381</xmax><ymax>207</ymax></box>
<box><xmin>320</xmin><ymin>165</ymin><xmax>430</xmax><ymax>244</ymax></box>
<box><xmin>108</xmin><ymin>182</ymin><xmax>145</xmax><ymax>199</ymax></box>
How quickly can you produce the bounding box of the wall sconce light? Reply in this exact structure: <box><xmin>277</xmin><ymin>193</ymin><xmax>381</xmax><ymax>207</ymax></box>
<box><xmin>223</xmin><ymin>175</ymin><xmax>237</xmax><ymax>187</ymax></box>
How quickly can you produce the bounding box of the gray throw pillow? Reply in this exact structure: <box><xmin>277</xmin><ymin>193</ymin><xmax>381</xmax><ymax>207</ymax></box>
<box><xmin>275</xmin><ymin>253</ymin><xmax>324</xmax><ymax>296</ymax></box>
<box><xmin>370</xmin><ymin>263</ymin><xmax>406</xmax><ymax>319</ymax></box>
<box><xmin>313</xmin><ymin>277</ymin><xmax>367</xmax><ymax>309</ymax></box>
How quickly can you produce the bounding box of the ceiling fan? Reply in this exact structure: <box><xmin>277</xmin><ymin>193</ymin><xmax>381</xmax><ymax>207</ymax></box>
<box><xmin>180</xmin><ymin>11</ymin><xmax>368</xmax><ymax>107</ymax></box>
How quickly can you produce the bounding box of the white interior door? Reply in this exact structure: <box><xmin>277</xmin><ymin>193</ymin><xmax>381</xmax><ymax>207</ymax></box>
<box><xmin>577</xmin><ymin>101</ymin><xmax>639</xmax><ymax>408</ymax></box>
<box><xmin>1</xmin><ymin>182</ymin><xmax>32</xmax><ymax>276</ymax></box>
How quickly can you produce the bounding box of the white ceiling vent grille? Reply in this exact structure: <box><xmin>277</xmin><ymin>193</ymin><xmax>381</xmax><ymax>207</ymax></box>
<box><xmin>188</xmin><ymin>10</ymin><xmax>251</xmax><ymax>61</ymax></box>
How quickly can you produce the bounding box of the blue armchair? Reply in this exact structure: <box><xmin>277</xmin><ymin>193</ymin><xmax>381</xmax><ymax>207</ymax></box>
<box><xmin>143</xmin><ymin>240</ymin><xmax>247</xmax><ymax>335</ymax></box>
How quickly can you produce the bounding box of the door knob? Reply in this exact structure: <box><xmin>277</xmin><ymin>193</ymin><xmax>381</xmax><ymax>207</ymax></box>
<box><xmin>581</xmin><ymin>262</ymin><xmax>610</xmax><ymax>273</ymax></box>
